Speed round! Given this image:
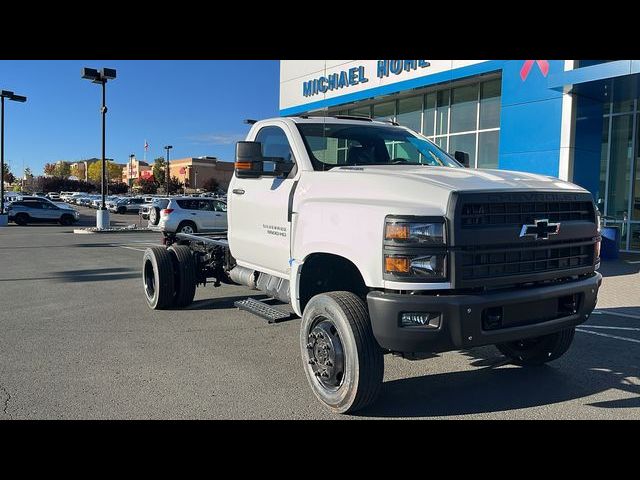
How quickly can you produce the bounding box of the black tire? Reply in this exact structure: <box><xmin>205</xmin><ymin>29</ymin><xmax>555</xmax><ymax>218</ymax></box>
<box><xmin>59</xmin><ymin>214</ymin><xmax>74</xmax><ymax>226</ymax></box>
<box><xmin>300</xmin><ymin>291</ymin><xmax>383</xmax><ymax>414</ymax></box>
<box><xmin>177</xmin><ymin>221</ymin><xmax>197</xmax><ymax>234</ymax></box>
<box><xmin>496</xmin><ymin>327</ymin><xmax>575</xmax><ymax>366</ymax></box>
<box><xmin>142</xmin><ymin>246</ymin><xmax>176</xmax><ymax>309</ymax></box>
<box><xmin>149</xmin><ymin>207</ymin><xmax>161</xmax><ymax>226</ymax></box>
<box><xmin>168</xmin><ymin>245</ymin><xmax>197</xmax><ymax>308</ymax></box>
<box><xmin>14</xmin><ymin>213</ymin><xmax>28</xmax><ymax>226</ymax></box>
<box><xmin>117</xmin><ymin>206</ymin><xmax>127</xmax><ymax>215</ymax></box>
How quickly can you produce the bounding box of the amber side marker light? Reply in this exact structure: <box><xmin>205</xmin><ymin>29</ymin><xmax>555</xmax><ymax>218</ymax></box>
<box><xmin>235</xmin><ymin>161</ymin><xmax>253</xmax><ymax>170</ymax></box>
<box><xmin>385</xmin><ymin>223</ymin><xmax>409</xmax><ymax>240</ymax></box>
<box><xmin>385</xmin><ymin>256</ymin><xmax>410</xmax><ymax>273</ymax></box>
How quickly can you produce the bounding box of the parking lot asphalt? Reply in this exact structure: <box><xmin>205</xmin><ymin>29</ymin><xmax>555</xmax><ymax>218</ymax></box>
<box><xmin>0</xmin><ymin>206</ymin><xmax>639</xmax><ymax>419</ymax></box>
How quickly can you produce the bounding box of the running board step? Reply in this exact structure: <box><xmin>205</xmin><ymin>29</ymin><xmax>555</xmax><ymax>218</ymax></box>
<box><xmin>234</xmin><ymin>297</ymin><xmax>294</xmax><ymax>323</ymax></box>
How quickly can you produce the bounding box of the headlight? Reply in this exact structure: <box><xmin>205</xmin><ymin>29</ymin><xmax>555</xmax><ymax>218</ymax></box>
<box><xmin>385</xmin><ymin>217</ymin><xmax>445</xmax><ymax>244</ymax></box>
<box><xmin>384</xmin><ymin>254</ymin><xmax>446</xmax><ymax>279</ymax></box>
<box><xmin>596</xmin><ymin>208</ymin><xmax>602</xmax><ymax>233</ymax></box>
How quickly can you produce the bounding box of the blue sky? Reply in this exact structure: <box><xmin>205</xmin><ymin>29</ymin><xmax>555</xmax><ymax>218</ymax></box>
<box><xmin>0</xmin><ymin>60</ymin><xmax>280</xmax><ymax>176</ymax></box>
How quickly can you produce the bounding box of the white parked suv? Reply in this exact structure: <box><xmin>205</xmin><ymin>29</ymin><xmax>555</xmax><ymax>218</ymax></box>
<box><xmin>156</xmin><ymin>197</ymin><xmax>227</xmax><ymax>234</ymax></box>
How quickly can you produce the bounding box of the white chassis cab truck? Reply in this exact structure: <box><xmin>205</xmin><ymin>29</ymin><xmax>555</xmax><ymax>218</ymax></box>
<box><xmin>141</xmin><ymin>115</ymin><xmax>602</xmax><ymax>414</ymax></box>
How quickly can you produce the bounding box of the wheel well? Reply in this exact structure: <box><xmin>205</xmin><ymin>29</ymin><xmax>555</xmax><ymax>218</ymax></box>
<box><xmin>299</xmin><ymin>253</ymin><xmax>368</xmax><ymax>312</ymax></box>
<box><xmin>177</xmin><ymin>220</ymin><xmax>197</xmax><ymax>233</ymax></box>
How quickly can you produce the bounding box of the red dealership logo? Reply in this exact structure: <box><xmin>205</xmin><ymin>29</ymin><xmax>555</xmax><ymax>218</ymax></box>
<box><xmin>520</xmin><ymin>60</ymin><xmax>549</xmax><ymax>81</ymax></box>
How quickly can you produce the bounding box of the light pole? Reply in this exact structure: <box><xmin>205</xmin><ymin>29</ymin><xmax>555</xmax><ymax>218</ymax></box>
<box><xmin>81</xmin><ymin>67</ymin><xmax>117</xmax><ymax>229</ymax></box>
<box><xmin>129</xmin><ymin>153</ymin><xmax>135</xmax><ymax>193</ymax></box>
<box><xmin>164</xmin><ymin>145</ymin><xmax>173</xmax><ymax>195</ymax></box>
<box><xmin>1</xmin><ymin>90</ymin><xmax>27</xmax><ymax>227</ymax></box>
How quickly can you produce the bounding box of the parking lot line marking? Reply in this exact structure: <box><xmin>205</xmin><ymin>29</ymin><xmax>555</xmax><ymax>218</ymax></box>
<box><xmin>593</xmin><ymin>310</ymin><xmax>640</xmax><ymax>320</ymax></box>
<box><xmin>118</xmin><ymin>245</ymin><xmax>147</xmax><ymax>252</ymax></box>
<box><xmin>581</xmin><ymin>325</ymin><xmax>640</xmax><ymax>332</ymax></box>
<box><xmin>576</xmin><ymin>328</ymin><xmax>640</xmax><ymax>344</ymax></box>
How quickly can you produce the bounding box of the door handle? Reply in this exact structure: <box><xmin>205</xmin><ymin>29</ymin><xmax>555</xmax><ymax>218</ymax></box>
<box><xmin>232</xmin><ymin>188</ymin><xmax>245</xmax><ymax>195</ymax></box>
<box><xmin>191</xmin><ymin>212</ymin><xmax>196</xmax><ymax>215</ymax></box>
<box><xmin>215</xmin><ymin>213</ymin><xmax>222</xmax><ymax>216</ymax></box>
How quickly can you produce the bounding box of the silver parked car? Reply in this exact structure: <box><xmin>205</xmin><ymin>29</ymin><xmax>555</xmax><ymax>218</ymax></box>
<box><xmin>6</xmin><ymin>197</ymin><xmax>80</xmax><ymax>225</ymax></box>
<box><xmin>142</xmin><ymin>197</ymin><xmax>170</xmax><ymax>223</ymax></box>
<box><xmin>157</xmin><ymin>197</ymin><xmax>227</xmax><ymax>234</ymax></box>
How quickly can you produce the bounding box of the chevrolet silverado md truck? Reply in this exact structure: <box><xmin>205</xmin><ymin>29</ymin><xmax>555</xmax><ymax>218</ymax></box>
<box><xmin>141</xmin><ymin>115</ymin><xmax>602</xmax><ymax>414</ymax></box>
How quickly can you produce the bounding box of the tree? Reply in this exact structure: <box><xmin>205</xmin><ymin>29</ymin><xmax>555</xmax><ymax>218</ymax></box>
<box><xmin>70</xmin><ymin>164</ymin><xmax>83</xmax><ymax>180</ymax></box>
<box><xmin>87</xmin><ymin>161</ymin><xmax>123</xmax><ymax>184</ymax></box>
<box><xmin>43</xmin><ymin>163</ymin><xmax>56</xmax><ymax>176</ymax></box>
<box><xmin>53</xmin><ymin>162</ymin><xmax>71</xmax><ymax>178</ymax></box>
<box><xmin>135</xmin><ymin>177</ymin><xmax>157</xmax><ymax>194</ymax></box>
<box><xmin>30</xmin><ymin>176</ymin><xmax>96</xmax><ymax>194</ymax></box>
<box><xmin>152</xmin><ymin>157</ymin><xmax>165</xmax><ymax>186</ymax></box>
<box><xmin>201</xmin><ymin>177</ymin><xmax>220</xmax><ymax>192</ymax></box>
<box><xmin>168</xmin><ymin>176</ymin><xmax>183</xmax><ymax>194</ymax></box>
<box><xmin>24</xmin><ymin>167</ymin><xmax>33</xmax><ymax>179</ymax></box>
<box><xmin>2</xmin><ymin>163</ymin><xmax>12</xmax><ymax>182</ymax></box>
<box><xmin>109</xmin><ymin>182</ymin><xmax>129</xmax><ymax>194</ymax></box>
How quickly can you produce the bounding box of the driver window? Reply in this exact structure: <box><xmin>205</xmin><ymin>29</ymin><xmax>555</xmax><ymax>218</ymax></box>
<box><xmin>254</xmin><ymin>126</ymin><xmax>295</xmax><ymax>164</ymax></box>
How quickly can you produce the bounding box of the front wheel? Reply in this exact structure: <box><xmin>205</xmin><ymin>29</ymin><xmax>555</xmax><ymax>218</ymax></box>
<box><xmin>14</xmin><ymin>213</ymin><xmax>28</xmax><ymax>226</ymax></box>
<box><xmin>496</xmin><ymin>327</ymin><xmax>575</xmax><ymax>366</ymax></box>
<box><xmin>59</xmin><ymin>214</ymin><xmax>74</xmax><ymax>226</ymax></box>
<box><xmin>300</xmin><ymin>291</ymin><xmax>383</xmax><ymax>414</ymax></box>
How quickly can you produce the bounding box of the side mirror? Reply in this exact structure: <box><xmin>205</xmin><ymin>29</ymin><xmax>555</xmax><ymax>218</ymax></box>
<box><xmin>235</xmin><ymin>141</ymin><xmax>293</xmax><ymax>178</ymax></box>
<box><xmin>235</xmin><ymin>141</ymin><xmax>266</xmax><ymax>178</ymax></box>
<box><xmin>454</xmin><ymin>150</ymin><xmax>470</xmax><ymax>168</ymax></box>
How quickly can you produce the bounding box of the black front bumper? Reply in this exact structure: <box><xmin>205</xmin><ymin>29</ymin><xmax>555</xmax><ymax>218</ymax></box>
<box><xmin>367</xmin><ymin>272</ymin><xmax>602</xmax><ymax>353</ymax></box>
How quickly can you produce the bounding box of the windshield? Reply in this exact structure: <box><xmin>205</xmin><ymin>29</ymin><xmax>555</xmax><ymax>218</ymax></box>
<box><xmin>296</xmin><ymin>122</ymin><xmax>462</xmax><ymax>171</ymax></box>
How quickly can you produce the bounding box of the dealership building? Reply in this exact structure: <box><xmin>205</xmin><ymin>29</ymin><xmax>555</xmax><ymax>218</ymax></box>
<box><xmin>279</xmin><ymin>60</ymin><xmax>640</xmax><ymax>252</ymax></box>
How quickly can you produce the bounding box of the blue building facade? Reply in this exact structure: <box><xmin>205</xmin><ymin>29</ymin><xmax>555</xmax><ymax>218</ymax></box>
<box><xmin>279</xmin><ymin>60</ymin><xmax>640</xmax><ymax>251</ymax></box>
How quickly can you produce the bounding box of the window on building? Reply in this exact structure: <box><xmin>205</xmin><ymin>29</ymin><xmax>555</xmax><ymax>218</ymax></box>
<box><xmin>326</xmin><ymin>76</ymin><xmax>501</xmax><ymax>169</ymax></box>
<box><xmin>477</xmin><ymin>130</ymin><xmax>499</xmax><ymax>169</ymax></box>
<box><xmin>348</xmin><ymin>105</ymin><xmax>372</xmax><ymax>118</ymax></box>
<box><xmin>479</xmin><ymin>79</ymin><xmax>501</xmax><ymax>129</ymax></box>
<box><xmin>450</xmin><ymin>84</ymin><xmax>478</xmax><ymax>133</ymax></box>
<box><xmin>423</xmin><ymin>92</ymin><xmax>436</xmax><ymax>137</ymax></box>
<box><xmin>436</xmin><ymin>90</ymin><xmax>449</xmax><ymax>136</ymax></box>
<box><xmin>396</xmin><ymin>96</ymin><xmax>422</xmax><ymax>133</ymax></box>
<box><xmin>373</xmin><ymin>101</ymin><xmax>395</xmax><ymax>121</ymax></box>
<box><xmin>449</xmin><ymin>133</ymin><xmax>476</xmax><ymax>167</ymax></box>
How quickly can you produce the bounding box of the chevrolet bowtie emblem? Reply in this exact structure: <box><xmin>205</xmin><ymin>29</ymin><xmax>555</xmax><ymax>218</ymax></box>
<box><xmin>519</xmin><ymin>219</ymin><xmax>560</xmax><ymax>240</ymax></box>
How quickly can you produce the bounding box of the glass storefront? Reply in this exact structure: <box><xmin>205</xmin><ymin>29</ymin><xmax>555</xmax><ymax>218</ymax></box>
<box><xmin>331</xmin><ymin>76</ymin><xmax>502</xmax><ymax>169</ymax></box>
<box><xmin>599</xmin><ymin>98</ymin><xmax>640</xmax><ymax>251</ymax></box>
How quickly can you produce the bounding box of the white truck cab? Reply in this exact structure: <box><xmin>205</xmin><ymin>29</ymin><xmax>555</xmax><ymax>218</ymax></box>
<box><xmin>144</xmin><ymin>115</ymin><xmax>602</xmax><ymax>414</ymax></box>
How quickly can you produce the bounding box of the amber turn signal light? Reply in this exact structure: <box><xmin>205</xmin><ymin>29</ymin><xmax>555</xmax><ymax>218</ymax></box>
<box><xmin>385</xmin><ymin>256</ymin><xmax>410</xmax><ymax>273</ymax></box>
<box><xmin>385</xmin><ymin>223</ymin><xmax>409</xmax><ymax>240</ymax></box>
<box><xmin>234</xmin><ymin>161</ymin><xmax>253</xmax><ymax>170</ymax></box>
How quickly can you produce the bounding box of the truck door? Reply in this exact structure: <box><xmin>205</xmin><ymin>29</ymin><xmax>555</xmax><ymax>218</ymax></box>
<box><xmin>228</xmin><ymin>125</ymin><xmax>297</xmax><ymax>277</ymax></box>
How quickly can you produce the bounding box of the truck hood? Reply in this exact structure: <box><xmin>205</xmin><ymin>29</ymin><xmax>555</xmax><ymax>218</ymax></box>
<box><xmin>299</xmin><ymin>165</ymin><xmax>587</xmax><ymax>216</ymax></box>
<box><xmin>332</xmin><ymin>165</ymin><xmax>582</xmax><ymax>191</ymax></box>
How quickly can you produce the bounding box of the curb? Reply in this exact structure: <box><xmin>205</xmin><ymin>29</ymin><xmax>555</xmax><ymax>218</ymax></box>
<box><xmin>74</xmin><ymin>227</ymin><xmax>154</xmax><ymax>234</ymax></box>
